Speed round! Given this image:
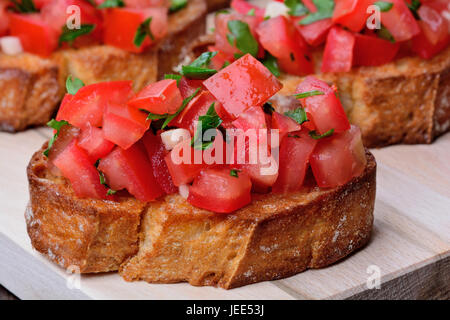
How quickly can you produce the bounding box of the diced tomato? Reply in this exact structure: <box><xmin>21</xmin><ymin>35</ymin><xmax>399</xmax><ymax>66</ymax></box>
<box><xmin>123</xmin><ymin>0</ymin><xmax>168</xmax><ymax>8</ymax></box>
<box><xmin>56</xmin><ymin>81</ymin><xmax>133</xmax><ymax>129</ymax></box>
<box><xmin>98</xmin><ymin>143</ymin><xmax>164</xmax><ymax>202</ymax></box>
<box><xmin>203</xmin><ymin>54</ymin><xmax>282</xmax><ymax>119</ymax></box>
<box><xmin>411</xmin><ymin>22</ymin><xmax>450</xmax><ymax>59</ymax></box>
<box><xmin>47</xmin><ymin>124</ymin><xmax>81</xmax><ymax>168</ymax></box>
<box><xmin>353</xmin><ymin>33</ymin><xmax>400</xmax><ymax>67</ymax></box>
<box><xmin>271</xmin><ymin>111</ymin><xmax>301</xmax><ymax>142</ymax></box>
<box><xmin>103</xmin><ymin>101</ymin><xmax>150</xmax><ymax>149</ymax></box>
<box><xmin>34</xmin><ymin>0</ymin><xmax>52</xmax><ymax>9</ymax></box>
<box><xmin>380</xmin><ymin>0</ymin><xmax>420</xmax><ymax>42</ymax></box>
<box><xmin>272</xmin><ymin>130</ymin><xmax>317</xmax><ymax>193</ymax></box>
<box><xmin>208</xmin><ymin>46</ymin><xmax>235</xmax><ymax>70</ymax></box>
<box><xmin>332</xmin><ymin>0</ymin><xmax>374</xmax><ymax>32</ymax></box>
<box><xmin>321</xmin><ymin>26</ymin><xmax>355</xmax><ymax>73</ymax></box>
<box><xmin>257</xmin><ymin>16</ymin><xmax>313</xmax><ymax>76</ymax></box>
<box><xmin>53</xmin><ymin>139</ymin><xmax>112</xmax><ymax>200</ymax></box>
<box><xmin>178</xmin><ymin>77</ymin><xmax>204</xmax><ymax>99</ymax></box>
<box><xmin>0</xmin><ymin>1</ymin><xmax>9</xmax><ymax>36</ymax></box>
<box><xmin>214</xmin><ymin>12</ymin><xmax>262</xmax><ymax>57</ymax></box>
<box><xmin>231</xmin><ymin>0</ymin><xmax>265</xmax><ymax>20</ymax></box>
<box><xmin>232</xmin><ymin>106</ymin><xmax>267</xmax><ymax>131</ymax></box>
<box><xmin>78</xmin><ymin>125</ymin><xmax>115</xmax><ymax>163</ymax></box>
<box><xmin>171</xmin><ymin>90</ymin><xmax>217</xmax><ymax>135</ymax></box>
<box><xmin>295</xmin><ymin>76</ymin><xmax>350</xmax><ymax>134</ymax></box>
<box><xmin>188</xmin><ymin>167</ymin><xmax>252</xmax><ymax>213</ymax></box>
<box><xmin>8</xmin><ymin>13</ymin><xmax>58</xmax><ymax>57</ymax></box>
<box><xmin>164</xmin><ymin>139</ymin><xmax>207</xmax><ymax>186</ymax></box>
<box><xmin>295</xmin><ymin>17</ymin><xmax>334</xmax><ymax>47</ymax></box>
<box><xmin>417</xmin><ymin>5</ymin><xmax>448</xmax><ymax>45</ymax></box>
<box><xmin>141</xmin><ymin>131</ymin><xmax>178</xmax><ymax>194</ymax></box>
<box><xmin>310</xmin><ymin>125</ymin><xmax>367</xmax><ymax>188</ymax></box>
<box><xmin>103</xmin><ymin>7</ymin><xmax>168</xmax><ymax>53</ymax></box>
<box><xmin>128</xmin><ymin>79</ymin><xmax>182</xmax><ymax>115</ymax></box>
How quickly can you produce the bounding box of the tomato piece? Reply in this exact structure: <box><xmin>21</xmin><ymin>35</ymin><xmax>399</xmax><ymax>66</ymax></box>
<box><xmin>272</xmin><ymin>130</ymin><xmax>317</xmax><ymax>193</ymax></box>
<box><xmin>203</xmin><ymin>54</ymin><xmax>282</xmax><ymax>119</ymax></box>
<box><xmin>257</xmin><ymin>16</ymin><xmax>313</xmax><ymax>76</ymax></box>
<box><xmin>78</xmin><ymin>125</ymin><xmax>115</xmax><ymax>163</ymax></box>
<box><xmin>353</xmin><ymin>33</ymin><xmax>400</xmax><ymax>67</ymax></box>
<box><xmin>231</xmin><ymin>0</ymin><xmax>265</xmax><ymax>20</ymax></box>
<box><xmin>0</xmin><ymin>1</ymin><xmax>9</xmax><ymax>36</ymax></box>
<box><xmin>332</xmin><ymin>0</ymin><xmax>373</xmax><ymax>32</ymax></box>
<box><xmin>123</xmin><ymin>0</ymin><xmax>168</xmax><ymax>8</ymax></box>
<box><xmin>56</xmin><ymin>81</ymin><xmax>133</xmax><ymax>129</ymax></box>
<box><xmin>103</xmin><ymin>101</ymin><xmax>150</xmax><ymax>149</ymax></box>
<box><xmin>34</xmin><ymin>0</ymin><xmax>52</xmax><ymax>9</ymax></box>
<box><xmin>295</xmin><ymin>17</ymin><xmax>333</xmax><ymax>47</ymax></box>
<box><xmin>188</xmin><ymin>168</ymin><xmax>252</xmax><ymax>213</ymax></box>
<box><xmin>417</xmin><ymin>5</ymin><xmax>448</xmax><ymax>45</ymax></box>
<box><xmin>381</xmin><ymin>0</ymin><xmax>420</xmax><ymax>42</ymax></box>
<box><xmin>232</xmin><ymin>106</ymin><xmax>267</xmax><ymax>131</ymax></box>
<box><xmin>128</xmin><ymin>79</ymin><xmax>182</xmax><ymax>115</ymax></box>
<box><xmin>98</xmin><ymin>143</ymin><xmax>164</xmax><ymax>202</ymax></box>
<box><xmin>53</xmin><ymin>139</ymin><xmax>112</xmax><ymax>200</ymax></box>
<box><xmin>103</xmin><ymin>7</ymin><xmax>168</xmax><ymax>53</ymax></box>
<box><xmin>310</xmin><ymin>125</ymin><xmax>366</xmax><ymax>188</ymax></box>
<box><xmin>321</xmin><ymin>26</ymin><xmax>355</xmax><ymax>73</ymax></box>
<box><xmin>141</xmin><ymin>131</ymin><xmax>178</xmax><ymax>194</ymax></box>
<box><xmin>178</xmin><ymin>77</ymin><xmax>204</xmax><ymax>99</ymax></box>
<box><xmin>208</xmin><ymin>46</ymin><xmax>235</xmax><ymax>70</ymax></box>
<box><xmin>411</xmin><ymin>22</ymin><xmax>450</xmax><ymax>59</ymax></box>
<box><xmin>271</xmin><ymin>111</ymin><xmax>301</xmax><ymax>142</ymax></box>
<box><xmin>8</xmin><ymin>13</ymin><xmax>58</xmax><ymax>57</ymax></box>
<box><xmin>170</xmin><ymin>90</ymin><xmax>217</xmax><ymax>135</ymax></box>
<box><xmin>295</xmin><ymin>76</ymin><xmax>350</xmax><ymax>134</ymax></box>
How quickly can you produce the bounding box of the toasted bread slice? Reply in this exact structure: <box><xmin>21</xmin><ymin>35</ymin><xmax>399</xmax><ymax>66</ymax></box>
<box><xmin>27</xmin><ymin>144</ymin><xmax>376</xmax><ymax>288</ymax></box>
<box><xmin>206</xmin><ymin>0</ymin><xmax>230</xmax><ymax>11</ymax></box>
<box><xmin>0</xmin><ymin>0</ymin><xmax>207</xmax><ymax>132</ymax></box>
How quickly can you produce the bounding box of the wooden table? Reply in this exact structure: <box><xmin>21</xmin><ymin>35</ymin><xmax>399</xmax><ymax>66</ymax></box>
<box><xmin>0</xmin><ymin>128</ymin><xmax>449</xmax><ymax>300</ymax></box>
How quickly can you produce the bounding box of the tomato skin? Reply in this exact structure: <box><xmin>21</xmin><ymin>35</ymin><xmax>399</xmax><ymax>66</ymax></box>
<box><xmin>411</xmin><ymin>23</ymin><xmax>450</xmax><ymax>59</ymax></box>
<box><xmin>208</xmin><ymin>46</ymin><xmax>235</xmax><ymax>70</ymax></box>
<box><xmin>141</xmin><ymin>131</ymin><xmax>178</xmax><ymax>194</ymax></box>
<box><xmin>295</xmin><ymin>17</ymin><xmax>333</xmax><ymax>47</ymax></box>
<box><xmin>78</xmin><ymin>125</ymin><xmax>115</xmax><ymax>163</ymax></box>
<box><xmin>271</xmin><ymin>111</ymin><xmax>301</xmax><ymax>142</ymax></box>
<box><xmin>0</xmin><ymin>1</ymin><xmax>9</xmax><ymax>36</ymax></box>
<box><xmin>8</xmin><ymin>13</ymin><xmax>58</xmax><ymax>57</ymax></box>
<box><xmin>310</xmin><ymin>125</ymin><xmax>367</xmax><ymax>188</ymax></box>
<box><xmin>257</xmin><ymin>16</ymin><xmax>313</xmax><ymax>76</ymax></box>
<box><xmin>231</xmin><ymin>0</ymin><xmax>265</xmax><ymax>20</ymax></box>
<box><xmin>103</xmin><ymin>101</ymin><xmax>150</xmax><ymax>149</ymax></box>
<box><xmin>128</xmin><ymin>79</ymin><xmax>182</xmax><ymax>115</ymax></box>
<box><xmin>103</xmin><ymin>7</ymin><xmax>168</xmax><ymax>53</ymax></box>
<box><xmin>56</xmin><ymin>81</ymin><xmax>133</xmax><ymax>129</ymax></box>
<box><xmin>321</xmin><ymin>26</ymin><xmax>355</xmax><ymax>73</ymax></box>
<box><xmin>381</xmin><ymin>0</ymin><xmax>420</xmax><ymax>42</ymax></box>
<box><xmin>98</xmin><ymin>143</ymin><xmax>164</xmax><ymax>202</ymax></box>
<box><xmin>353</xmin><ymin>33</ymin><xmax>400</xmax><ymax>67</ymax></box>
<box><xmin>272</xmin><ymin>130</ymin><xmax>317</xmax><ymax>193</ymax></box>
<box><xmin>332</xmin><ymin>0</ymin><xmax>373</xmax><ymax>32</ymax></box>
<box><xmin>232</xmin><ymin>106</ymin><xmax>267</xmax><ymax>131</ymax></box>
<box><xmin>178</xmin><ymin>77</ymin><xmax>204</xmax><ymax>99</ymax></box>
<box><xmin>295</xmin><ymin>76</ymin><xmax>350</xmax><ymax>134</ymax></box>
<box><xmin>53</xmin><ymin>139</ymin><xmax>113</xmax><ymax>200</ymax></box>
<box><xmin>203</xmin><ymin>54</ymin><xmax>282</xmax><ymax>119</ymax></box>
<box><xmin>188</xmin><ymin>168</ymin><xmax>252</xmax><ymax>213</ymax></box>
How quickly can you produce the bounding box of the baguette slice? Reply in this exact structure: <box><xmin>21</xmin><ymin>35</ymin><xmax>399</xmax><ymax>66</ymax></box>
<box><xmin>206</xmin><ymin>0</ymin><xmax>231</xmax><ymax>11</ymax></box>
<box><xmin>27</xmin><ymin>144</ymin><xmax>376</xmax><ymax>288</ymax></box>
<box><xmin>0</xmin><ymin>0</ymin><xmax>207</xmax><ymax>132</ymax></box>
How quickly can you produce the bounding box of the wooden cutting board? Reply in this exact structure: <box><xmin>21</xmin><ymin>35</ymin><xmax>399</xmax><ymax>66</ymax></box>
<box><xmin>0</xmin><ymin>128</ymin><xmax>449</xmax><ymax>300</ymax></box>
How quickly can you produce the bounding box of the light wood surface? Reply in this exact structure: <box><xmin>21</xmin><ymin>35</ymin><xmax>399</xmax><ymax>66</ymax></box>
<box><xmin>0</xmin><ymin>128</ymin><xmax>449</xmax><ymax>300</ymax></box>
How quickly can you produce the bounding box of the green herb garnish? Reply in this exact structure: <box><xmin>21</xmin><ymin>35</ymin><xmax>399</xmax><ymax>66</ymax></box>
<box><xmin>164</xmin><ymin>74</ymin><xmax>182</xmax><ymax>85</ymax></box>
<box><xmin>134</xmin><ymin>17</ymin><xmax>154</xmax><ymax>48</ymax></box>
<box><xmin>227</xmin><ymin>20</ymin><xmax>259</xmax><ymax>58</ymax></box>
<box><xmin>66</xmin><ymin>75</ymin><xmax>85</xmax><ymax>95</ymax></box>
<box><xmin>161</xmin><ymin>88</ymin><xmax>201</xmax><ymax>129</ymax></box>
<box><xmin>43</xmin><ymin>119</ymin><xmax>69</xmax><ymax>157</ymax></box>
<box><xmin>247</xmin><ymin>8</ymin><xmax>255</xmax><ymax>16</ymax></box>
<box><xmin>309</xmin><ymin>129</ymin><xmax>334</xmax><ymax>139</ymax></box>
<box><xmin>10</xmin><ymin>0</ymin><xmax>37</xmax><ymax>13</ymax></box>
<box><xmin>191</xmin><ymin>102</ymin><xmax>222</xmax><ymax>150</ymax></box>
<box><xmin>299</xmin><ymin>0</ymin><xmax>334</xmax><ymax>25</ymax></box>
<box><xmin>293</xmin><ymin>90</ymin><xmax>324</xmax><ymax>99</ymax></box>
<box><xmin>230</xmin><ymin>169</ymin><xmax>241</xmax><ymax>178</ymax></box>
<box><xmin>98</xmin><ymin>0</ymin><xmax>125</xmax><ymax>8</ymax></box>
<box><xmin>59</xmin><ymin>24</ymin><xmax>95</xmax><ymax>47</ymax></box>
<box><xmin>263</xmin><ymin>102</ymin><xmax>275</xmax><ymax>115</ymax></box>
<box><xmin>374</xmin><ymin>1</ymin><xmax>393</xmax><ymax>12</ymax></box>
<box><xmin>376</xmin><ymin>25</ymin><xmax>395</xmax><ymax>43</ymax></box>
<box><xmin>170</xmin><ymin>0</ymin><xmax>188</xmax><ymax>12</ymax></box>
<box><xmin>261</xmin><ymin>52</ymin><xmax>281</xmax><ymax>77</ymax></box>
<box><xmin>181</xmin><ymin>51</ymin><xmax>218</xmax><ymax>79</ymax></box>
<box><xmin>284</xmin><ymin>108</ymin><xmax>308</xmax><ymax>125</ymax></box>
<box><xmin>407</xmin><ymin>0</ymin><xmax>421</xmax><ymax>19</ymax></box>
<box><xmin>284</xmin><ymin>0</ymin><xmax>309</xmax><ymax>16</ymax></box>
<box><xmin>95</xmin><ymin>160</ymin><xmax>117</xmax><ymax>196</ymax></box>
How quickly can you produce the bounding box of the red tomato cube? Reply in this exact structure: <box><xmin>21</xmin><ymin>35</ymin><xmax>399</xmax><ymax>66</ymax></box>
<box><xmin>332</xmin><ymin>0</ymin><xmax>373</xmax><ymax>32</ymax></box>
<box><xmin>0</xmin><ymin>2</ymin><xmax>9</xmax><ymax>36</ymax></box>
<box><xmin>321</xmin><ymin>26</ymin><xmax>355</xmax><ymax>73</ymax></box>
<box><xmin>188</xmin><ymin>168</ymin><xmax>252</xmax><ymax>213</ymax></box>
<box><xmin>128</xmin><ymin>79</ymin><xmax>182</xmax><ymax>115</ymax></box>
<box><xmin>232</xmin><ymin>106</ymin><xmax>267</xmax><ymax>131</ymax></box>
<box><xmin>203</xmin><ymin>54</ymin><xmax>282</xmax><ymax>119</ymax></box>
<box><xmin>78</xmin><ymin>125</ymin><xmax>115</xmax><ymax>163</ymax></box>
<box><xmin>381</xmin><ymin>0</ymin><xmax>420</xmax><ymax>42</ymax></box>
<box><xmin>178</xmin><ymin>77</ymin><xmax>205</xmax><ymax>99</ymax></box>
<box><xmin>271</xmin><ymin>111</ymin><xmax>301</xmax><ymax>142</ymax></box>
<box><xmin>295</xmin><ymin>17</ymin><xmax>333</xmax><ymax>47</ymax></box>
<box><xmin>353</xmin><ymin>33</ymin><xmax>400</xmax><ymax>67</ymax></box>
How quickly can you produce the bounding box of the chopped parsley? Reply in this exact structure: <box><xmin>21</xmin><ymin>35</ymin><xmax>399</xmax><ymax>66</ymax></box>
<box><xmin>293</xmin><ymin>90</ymin><xmax>324</xmax><ymax>99</ymax></box>
<box><xmin>247</xmin><ymin>8</ymin><xmax>255</xmax><ymax>16</ymax></box>
<box><xmin>227</xmin><ymin>20</ymin><xmax>259</xmax><ymax>58</ymax></box>
<box><xmin>298</xmin><ymin>0</ymin><xmax>334</xmax><ymax>25</ymax></box>
<box><xmin>95</xmin><ymin>160</ymin><xmax>117</xmax><ymax>196</ymax></box>
<box><xmin>43</xmin><ymin>119</ymin><xmax>69</xmax><ymax>157</ymax></box>
<box><xmin>97</xmin><ymin>0</ymin><xmax>125</xmax><ymax>8</ymax></box>
<box><xmin>170</xmin><ymin>0</ymin><xmax>188</xmax><ymax>13</ymax></box>
<box><xmin>59</xmin><ymin>24</ymin><xmax>95</xmax><ymax>47</ymax></box>
<box><xmin>376</xmin><ymin>25</ymin><xmax>395</xmax><ymax>43</ymax></box>
<box><xmin>407</xmin><ymin>0</ymin><xmax>421</xmax><ymax>19</ymax></box>
<box><xmin>230</xmin><ymin>169</ymin><xmax>241</xmax><ymax>178</ymax></box>
<box><xmin>284</xmin><ymin>0</ymin><xmax>309</xmax><ymax>17</ymax></box>
<box><xmin>191</xmin><ymin>102</ymin><xmax>223</xmax><ymax>150</ymax></box>
<box><xmin>181</xmin><ymin>51</ymin><xmax>218</xmax><ymax>79</ymax></box>
<box><xmin>10</xmin><ymin>0</ymin><xmax>37</xmax><ymax>13</ymax></box>
<box><xmin>374</xmin><ymin>1</ymin><xmax>393</xmax><ymax>12</ymax></box>
<box><xmin>261</xmin><ymin>52</ymin><xmax>281</xmax><ymax>77</ymax></box>
<box><xmin>284</xmin><ymin>108</ymin><xmax>308</xmax><ymax>125</ymax></box>
<box><xmin>134</xmin><ymin>17</ymin><xmax>154</xmax><ymax>48</ymax></box>
<box><xmin>309</xmin><ymin>129</ymin><xmax>334</xmax><ymax>139</ymax></box>
<box><xmin>162</xmin><ymin>88</ymin><xmax>201</xmax><ymax>129</ymax></box>
<box><xmin>164</xmin><ymin>74</ymin><xmax>182</xmax><ymax>85</ymax></box>
<box><xmin>66</xmin><ymin>75</ymin><xmax>85</xmax><ymax>95</ymax></box>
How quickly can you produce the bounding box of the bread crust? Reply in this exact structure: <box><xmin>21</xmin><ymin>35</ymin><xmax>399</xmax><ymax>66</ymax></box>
<box><xmin>26</xmin><ymin>143</ymin><xmax>376</xmax><ymax>288</ymax></box>
<box><xmin>0</xmin><ymin>0</ymin><xmax>207</xmax><ymax>132</ymax></box>
<box><xmin>205</xmin><ymin>0</ymin><xmax>230</xmax><ymax>11</ymax></box>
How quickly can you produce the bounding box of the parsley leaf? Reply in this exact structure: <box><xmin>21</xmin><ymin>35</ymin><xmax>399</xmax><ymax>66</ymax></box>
<box><xmin>261</xmin><ymin>52</ymin><xmax>281</xmax><ymax>77</ymax></box>
<box><xmin>95</xmin><ymin>160</ymin><xmax>117</xmax><ymax>195</ymax></box>
<box><xmin>10</xmin><ymin>0</ymin><xmax>37</xmax><ymax>13</ymax></box>
<box><xmin>407</xmin><ymin>0</ymin><xmax>421</xmax><ymax>19</ymax></box>
<box><xmin>374</xmin><ymin>1</ymin><xmax>393</xmax><ymax>12</ymax></box>
<box><xmin>284</xmin><ymin>108</ymin><xmax>308</xmax><ymax>125</ymax></box>
<box><xmin>227</xmin><ymin>20</ymin><xmax>259</xmax><ymax>58</ymax></box>
<box><xmin>161</xmin><ymin>88</ymin><xmax>201</xmax><ymax>129</ymax></box>
<box><xmin>247</xmin><ymin>8</ymin><xmax>255</xmax><ymax>16</ymax></box>
<box><xmin>299</xmin><ymin>0</ymin><xmax>334</xmax><ymax>25</ymax></box>
<box><xmin>59</xmin><ymin>24</ymin><xmax>95</xmax><ymax>47</ymax></box>
<box><xmin>181</xmin><ymin>51</ymin><xmax>218</xmax><ymax>79</ymax></box>
<box><xmin>43</xmin><ymin>119</ymin><xmax>69</xmax><ymax>157</ymax></box>
<box><xmin>230</xmin><ymin>169</ymin><xmax>241</xmax><ymax>178</ymax></box>
<box><xmin>284</xmin><ymin>0</ymin><xmax>309</xmax><ymax>16</ymax></box>
<box><xmin>293</xmin><ymin>90</ymin><xmax>324</xmax><ymax>99</ymax></box>
<box><xmin>98</xmin><ymin>0</ymin><xmax>125</xmax><ymax>8</ymax></box>
<box><xmin>263</xmin><ymin>102</ymin><xmax>275</xmax><ymax>115</ymax></box>
<box><xmin>66</xmin><ymin>75</ymin><xmax>85</xmax><ymax>95</ymax></box>
<box><xmin>164</xmin><ymin>74</ymin><xmax>182</xmax><ymax>85</ymax></box>
<box><xmin>170</xmin><ymin>0</ymin><xmax>188</xmax><ymax>12</ymax></box>
<box><xmin>134</xmin><ymin>17</ymin><xmax>154</xmax><ymax>48</ymax></box>
<box><xmin>376</xmin><ymin>25</ymin><xmax>395</xmax><ymax>43</ymax></box>
<box><xmin>191</xmin><ymin>102</ymin><xmax>223</xmax><ymax>150</ymax></box>
<box><xmin>309</xmin><ymin>129</ymin><xmax>334</xmax><ymax>139</ymax></box>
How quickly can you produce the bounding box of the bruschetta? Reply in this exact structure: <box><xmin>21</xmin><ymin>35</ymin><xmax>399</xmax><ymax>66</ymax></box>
<box><xmin>26</xmin><ymin>53</ymin><xmax>376</xmax><ymax>288</ymax></box>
